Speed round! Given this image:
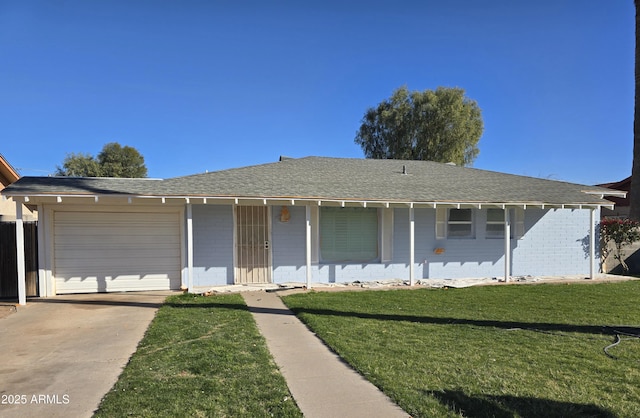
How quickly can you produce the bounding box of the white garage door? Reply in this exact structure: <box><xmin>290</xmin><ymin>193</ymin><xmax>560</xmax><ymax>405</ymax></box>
<box><xmin>53</xmin><ymin>211</ymin><xmax>181</xmax><ymax>294</ymax></box>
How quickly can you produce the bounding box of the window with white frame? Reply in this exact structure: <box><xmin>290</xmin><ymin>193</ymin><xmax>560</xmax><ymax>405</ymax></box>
<box><xmin>319</xmin><ymin>207</ymin><xmax>379</xmax><ymax>262</ymax></box>
<box><xmin>486</xmin><ymin>208</ymin><xmax>506</xmax><ymax>238</ymax></box>
<box><xmin>486</xmin><ymin>208</ymin><xmax>525</xmax><ymax>239</ymax></box>
<box><xmin>447</xmin><ymin>208</ymin><xmax>474</xmax><ymax>238</ymax></box>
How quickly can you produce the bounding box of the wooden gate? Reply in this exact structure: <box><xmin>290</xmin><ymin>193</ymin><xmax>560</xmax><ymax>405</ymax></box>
<box><xmin>235</xmin><ymin>206</ymin><xmax>271</xmax><ymax>284</ymax></box>
<box><xmin>0</xmin><ymin>222</ymin><xmax>38</xmax><ymax>298</ymax></box>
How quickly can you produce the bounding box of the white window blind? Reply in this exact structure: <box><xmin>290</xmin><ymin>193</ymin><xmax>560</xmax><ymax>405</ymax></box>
<box><xmin>320</xmin><ymin>207</ymin><xmax>378</xmax><ymax>262</ymax></box>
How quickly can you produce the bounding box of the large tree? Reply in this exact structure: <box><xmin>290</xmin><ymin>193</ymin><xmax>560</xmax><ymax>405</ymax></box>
<box><xmin>354</xmin><ymin>86</ymin><xmax>483</xmax><ymax>166</ymax></box>
<box><xmin>56</xmin><ymin>142</ymin><xmax>147</xmax><ymax>177</ymax></box>
<box><xmin>55</xmin><ymin>152</ymin><xmax>101</xmax><ymax>177</ymax></box>
<box><xmin>630</xmin><ymin>0</ymin><xmax>640</xmax><ymax>220</ymax></box>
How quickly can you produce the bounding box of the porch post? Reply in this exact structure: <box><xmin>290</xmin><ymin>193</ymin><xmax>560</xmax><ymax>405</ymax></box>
<box><xmin>589</xmin><ymin>207</ymin><xmax>596</xmax><ymax>279</ymax></box>
<box><xmin>409</xmin><ymin>206</ymin><xmax>415</xmax><ymax>286</ymax></box>
<box><xmin>504</xmin><ymin>207</ymin><xmax>511</xmax><ymax>283</ymax></box>
<box><xmin>305</xmin><ymin>205</ymin><xmax>312</xmax><ymax>289</ymax></box>
<box><xmin>16</xmin><ymin>201</ymin><xmax>26</xmax><ymax>305</ymax></box>
<box><xmin>186</xmin><ymin>203</ymin><xmax>194</xmax><ymax>293</ymax></box>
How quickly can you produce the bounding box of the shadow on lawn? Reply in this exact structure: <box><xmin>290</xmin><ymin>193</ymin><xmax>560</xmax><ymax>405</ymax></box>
<box><xmin>285</xmin><ymin>307</ymin><xmax>639</xmax><ymax>336</ymax></box>
<box><xmin>427</xmin><ymin>389</ymin><xmax>616</xmax><ymax>418</ymax></box>
<box><xmin>166</xmin><ymin>299</ymin><xmax>640</xmax><ymax>337</ymax></box>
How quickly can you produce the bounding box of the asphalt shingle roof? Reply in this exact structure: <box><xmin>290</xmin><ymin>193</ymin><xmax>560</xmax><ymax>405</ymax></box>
<box><xmin>2</xmin><ymin>156</ymin><xmax>616</xmax><ymax>206</ymax></box>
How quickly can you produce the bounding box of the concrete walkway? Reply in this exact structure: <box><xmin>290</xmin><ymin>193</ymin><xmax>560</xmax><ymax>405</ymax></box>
<box><xmin>243</xmin><ymin>291</ymin><xmax>408</xmax><ymax>418</ymax></box>
<box><xmin>0</xmin><ymin>291</ymin><xmax>175</xmax><ymax>418</ymax></box>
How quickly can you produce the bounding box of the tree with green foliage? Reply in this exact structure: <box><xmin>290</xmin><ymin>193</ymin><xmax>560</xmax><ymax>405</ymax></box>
<box><xmin>600</xmin><ymin>218</ymin><xmax>640</xmax><ymax>273</ymax></box>
<box><xmin>55</xmin><ymin>142</ymin><xmax>147</xmax><ymax>177</ymax></box>
<box><xmin>55</xmin><ymin>152</ymin><xmax>101</xmax><ymax>177</ymax></box>
<box><xmin>354</xmin><ymin>86</ymin><xmax>483</xmax><ymax>166</ymax></box>
<box><xmin>97</xmin><ymin>142</ymin><xmax>147</xmax><ymax>177</ymax></box>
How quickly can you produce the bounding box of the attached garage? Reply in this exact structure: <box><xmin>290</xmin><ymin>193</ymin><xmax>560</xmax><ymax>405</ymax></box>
<box><xmin>52</xmin><ymin>209</ymin><xmax>182</xmax><ymax>294</ymax></box>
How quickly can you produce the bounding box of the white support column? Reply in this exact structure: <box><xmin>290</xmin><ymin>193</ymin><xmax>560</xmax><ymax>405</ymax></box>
<box><xmin>504</xmin><ymin>208</ymin><xmax>511</xmax><ymax>283</ymax></box>
<box><xmin>16</xmin><ymin>202</ymin><xmax>26</xmax><ymax>305</ymax></box>
<box><xmin>589</xmin><ymin>208</ymin><xmax>596</xmax><ymax>279</ymax></box>
<box><xmin>409</xmin><ymin>207</ymin><xmax>415</xmax><ymax>286</ymax></box>
<box><xmin>186</xmin><ymin>204</ymin><xmax>194</xmax><ymax>293</ymax></box>
<box><xmin>37</xmin><ymin>204</ymin><xmax>48</xmax><ymax>297</ymax></box>
<box><xmin>305</xmin><ymin>205</ymin><xmax>312</xmax><ymax>289</ymax></box>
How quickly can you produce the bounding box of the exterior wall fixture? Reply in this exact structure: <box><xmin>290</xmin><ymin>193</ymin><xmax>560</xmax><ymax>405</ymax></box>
<box><xmin>280</xmin><ymin>206</ymin><xmax>291</xmax><ymax>223</ymax></box>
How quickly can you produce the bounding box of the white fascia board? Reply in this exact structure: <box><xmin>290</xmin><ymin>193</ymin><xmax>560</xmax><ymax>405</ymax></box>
<box><xmin>18</xmin><ymin>193</ymin><xmax>614</xmax><ymax>211</ymax></box>
<box><xmin>584</xmin><ymin>190</ymin><xmax>627</xmax><ymax>198</ymax></box>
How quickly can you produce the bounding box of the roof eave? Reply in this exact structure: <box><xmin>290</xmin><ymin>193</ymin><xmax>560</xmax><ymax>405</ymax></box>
<box><xmin>4</xmin><ymin>192</ymin><xmax>614</xmax><ymax>211</ymax></box>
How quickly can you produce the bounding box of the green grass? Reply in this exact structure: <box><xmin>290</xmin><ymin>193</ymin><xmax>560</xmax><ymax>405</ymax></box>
<box><xmin>94</xmin><ymin>293</ymin><xmax>302</xmax><ymax>418</ymax></box>
<box><xmin>282</xmin><ymin>281</ymin><xmax>640</xmax><ymax>418</ymax></box>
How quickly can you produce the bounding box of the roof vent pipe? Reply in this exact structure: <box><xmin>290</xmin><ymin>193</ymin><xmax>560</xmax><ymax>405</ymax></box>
<box><xmin>402</xmin><ymin>165</ymin><xmax>407</xmax><ymax>175</ymax></box>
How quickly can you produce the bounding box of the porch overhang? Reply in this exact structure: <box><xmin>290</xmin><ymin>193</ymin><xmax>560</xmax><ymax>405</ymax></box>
<box><xmin>2</xmin><ymin>193</ymin><xmax>616</xmax><ymax>211</ymax></box>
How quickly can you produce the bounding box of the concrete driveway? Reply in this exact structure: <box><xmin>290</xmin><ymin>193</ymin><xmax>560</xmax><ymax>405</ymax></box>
<box><xmin>0</xmin><ymin>291</ymin><xmax>177</xmax><ymax>418</ymax></box>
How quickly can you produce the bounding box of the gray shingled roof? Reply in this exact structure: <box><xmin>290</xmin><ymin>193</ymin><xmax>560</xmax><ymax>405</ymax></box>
<box><xmin>1</xmin><ymin>156</ymin><xmax>617</xmax><ymax>206</ymax></box>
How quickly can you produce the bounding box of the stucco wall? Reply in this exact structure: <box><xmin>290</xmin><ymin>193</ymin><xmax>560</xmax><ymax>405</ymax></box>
<box><xmin>0</xmin><ymin>198</ymin><xmax>37</xmax><ymax>222</ymax></box>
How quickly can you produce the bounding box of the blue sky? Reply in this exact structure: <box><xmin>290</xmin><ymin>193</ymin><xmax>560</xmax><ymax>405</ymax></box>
<box><xmin>0</xmin><ymin>1</ymin><xmax>634</xmax><ymax>185</ymax></box>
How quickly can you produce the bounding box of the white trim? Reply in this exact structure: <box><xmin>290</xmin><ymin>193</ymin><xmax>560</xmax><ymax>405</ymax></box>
<box><xmin>186</xmin><ymin>204</ymin><xmax>194</xmax><ymax>293</ymax></box>
<box><xmin>3</xmin><ymin>192</ymin><xmax>617</xmax><ymax>212</ymax></box>
<box><xmin>16</xmin><ymin>202</ymin><xmax>26</xmax><ymax>305</ymax></box>
<box><xmin>584</xmin><ymin>190</ymin><xmax>626</xmax><ymax>198</ymax></box>
<box><xmin>504</xmin><ymin>208</ymin><xmax>511</xmax><ymax>283</ymax></box>
<box><xmin>232</xmin><ymin>205</ymin><xmax>238</xmax><ymax>282</ymax></box>
<box><xmin>409</xmin><ymin>207</ymin><xmax>415</xmax><ymax>286</ymax></box>
<box><xmin>590</xmin><ymin>208</ymin><xmax>596</xmax><ymax>279</ymax></box>
<box><xmin>306</xmin><ymin>205</ymin><xmax>312</xmax><ymax>289</ymax></box>
<box><xmin>267</xmin><ymin>206</ymin><xmax>273</xmax><ymax>282</ymax></box>
<box><xmin>37</xmin><ymin>204</ymin><xmax>48</xmax><ymax>297</ymax></box>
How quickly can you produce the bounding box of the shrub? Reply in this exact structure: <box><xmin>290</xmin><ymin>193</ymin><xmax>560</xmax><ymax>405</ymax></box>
<box><xmin>600</xmin><ymin>218</ymin><xmax>640</xmax><ymax>273</ymax></box>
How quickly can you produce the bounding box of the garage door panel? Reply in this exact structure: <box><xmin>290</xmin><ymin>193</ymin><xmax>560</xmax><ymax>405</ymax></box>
<box><xmin>54</xmin><ymin>231</ymin><xmax>180</xmax><ymax>240</ymax></box>
<box><xmin>54</xmin><ymin>243</ymin><xmax>180</xmax><ymax>257</ymax></box>
<box><xmin>55</xmin><ymin>248</ymin><xmax>180</xmax><ymax>260</ymax></box>
<box><xmin>53</xmin><ymin>211</ymin><xmax>182</xmax><ymax>294</ymax></box>
<box><xmin>55</xmin><ymin>257</ymin><xmax>181</xmax><ymax>271</ymax></box>
<box><xmin>55</xmin><ymin>237</ymin><xmax>180</xmax><ymax>248</ymax></box>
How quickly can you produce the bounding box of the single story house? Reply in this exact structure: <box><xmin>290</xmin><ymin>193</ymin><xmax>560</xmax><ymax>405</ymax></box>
<box><xmin>1</xmin><ymin>156</ymin><xmax>625</xmax><ymax>304</ymax></box>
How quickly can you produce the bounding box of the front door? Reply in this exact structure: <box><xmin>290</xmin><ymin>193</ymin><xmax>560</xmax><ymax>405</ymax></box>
<box><xmin>235</xmin><ymin>206</ymin><xmax>272</xmax><ymax>284</ymax></box>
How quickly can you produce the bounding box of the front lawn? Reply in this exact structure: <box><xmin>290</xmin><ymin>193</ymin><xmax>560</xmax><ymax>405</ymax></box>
<box><xmin>282</xmin><ymin>281</ymin><xmax>640</xmax><ymax>418</ymax></box>
<box><xmin>95</xmin><ymin>293</ymin><xmax>302</xmax><ymax>417</ymax></box>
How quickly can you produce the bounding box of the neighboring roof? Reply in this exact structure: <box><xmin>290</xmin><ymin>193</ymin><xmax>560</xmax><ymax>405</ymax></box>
<box><xmin>597</xmin><ymin>175</ymin><xmax>630</xmax><ymax>208</ymax></box>
<box><xmin>596</xmin><ymin>176</ymin><xmax>631</xmax><ymax>191</ymax></box>
<box><xmin>0</xmin><ymin>153</ymin><xmax>20</xmax><ymax>188</ymax></box>
<box><xmin>1</xmin><ymin>156</ymin><xmax>623</xmax><ymax>207</ymax></box>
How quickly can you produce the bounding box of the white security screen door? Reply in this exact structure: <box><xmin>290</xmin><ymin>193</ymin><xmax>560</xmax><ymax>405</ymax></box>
<box><xmin>235</xmin><ymin>206</ymin><xmax>272</xmax><ymax>284</ymax></box>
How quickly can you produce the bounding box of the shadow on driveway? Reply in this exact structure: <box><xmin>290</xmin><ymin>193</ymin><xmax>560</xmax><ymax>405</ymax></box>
<box><xmin>0</xmin><ymin>291</ymin><xmax>175</xmax><ymax>418</ymax></box>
